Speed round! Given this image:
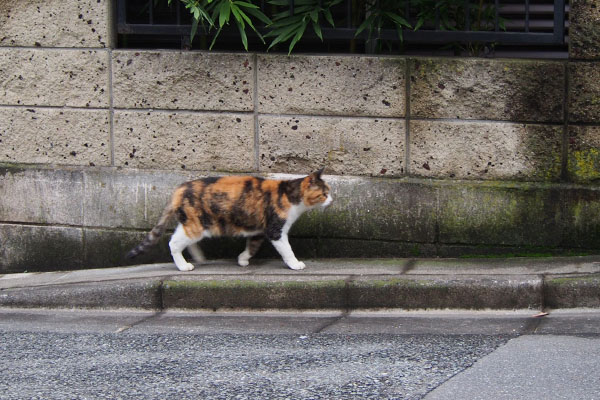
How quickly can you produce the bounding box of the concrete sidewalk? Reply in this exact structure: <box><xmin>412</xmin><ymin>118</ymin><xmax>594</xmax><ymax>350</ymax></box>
<box><xmin>1</xmin><ymin>257</ymin><xmax>599</xmax><ymax>311</ymax></box>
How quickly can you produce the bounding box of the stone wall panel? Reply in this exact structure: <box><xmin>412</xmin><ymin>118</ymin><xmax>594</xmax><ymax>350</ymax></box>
<box><xmin>410</xmin><ymin>58</ymin><xmax>564</xmax><ymax>123</ymax></box>
<box><xmin>112</xmin><ymin>51</ymin><xmax>254</xmax><ymax>111</ymax></box>
<box><xmin>113</xmin><ymin>111</ymin><xmax>254</xmax><ymax>172</ymax></box>
<box><xmin>0</xmin><ymin>0</ymin><xmax>109</xmax><ymax>48</ymax></box>
<box><xmin>569</xmin><ymin>62</ymin><xmax>600</xmax><ymax>123</ymax></box>
<box><xmin>259</xmin><ymin>115</ymin><xmax>404</xmax><ymax>176</ymax></box>
<box><xmin>258</xmin><ymin>55</ymin><xmax>405</xmax><ymax>117</ymax></box>
<box><xmin>410</xmin><ymin>120</ymin><xmax>563</xmax><ymax>181</ymax></box>
<box><xmin>0</xmin><ymin>108</ymin><xmax>111</xmax><ymax>166</ymax></box>
<box><xmin>0</xmin><ymin>49</ymin><xmax>109</xmax><ymax>108</ymax></box>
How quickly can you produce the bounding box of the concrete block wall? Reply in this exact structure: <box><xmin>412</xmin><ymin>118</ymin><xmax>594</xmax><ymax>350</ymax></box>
<box><xmin>1</xmin><ymin>0</ymin><xmax>599</xmax><ymax>272</ymax></box>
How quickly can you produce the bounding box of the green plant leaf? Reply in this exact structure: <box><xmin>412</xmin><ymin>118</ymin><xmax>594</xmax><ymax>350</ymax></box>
<box><xmin>383</xmin><ymin>11</ymin><xmax>411</xmax><ymax>28</ymax></box>
<box><xmin>237</xmin><ymin>19</ymin><xmax>249</xmax><ymax>50</ymax></box>
<box><xmin>323</xmin><ymin>8</ymin><xmax>334</xmax><ymax>27</ymax></box>
<box><xmin>414</xmin><ymin>16</ymin><xmax>425</xmax><ymax>31</ymax></box>
<box><xmin>233</xmin><ymin>1</ymin><xmax>259</xmax><ymax>9</ymax></box>
<box><xmin>312</xmin><ymin>20</ymin><xmax>323</xmax><ymax>41</ymax></box>
<box><xmin>266</xmin><ymin>15</ymin><xmax>305</xmax><ymax>31</ymax></box>
<box><xmin>395</xmin><ymin>22</ymin><xmax>403</xmax><ymax>42</ymax></box>
<box><xmin>355</xmin><ymin>14</ymin><xmax>376</xmax><ymax>37</ymax></box>
<box><xmin>288</xmin><ymin>20</ymin><xmax>308</xmax><ymax>54</ymax></box>
<box><xmin>267</xmin><ymin>21</ymin><xmax>304</xmax><ymax>50</ymax></box>
<box><xmin>209</xmin><ymin>26</ymin><xmax>223</xmax><ymax>49</ymax></box>
<box><xmin>244</xmin><ymin>7</ymin><xmax>272</xmax><ymax>25</ymax></box>
<box><xmin>191</xmin><ymin>16</ymin><xmax>200</xmax><ymax>41</ymax></box>
<box><xmin>230</xmin><ymin>3</ymin><xmax>245</xmax><ymax>26</ymax></box>
<box><xmin>219</xmin><ymin>0</ymin><xmax>231</xmax><ymax>27</ymax></box>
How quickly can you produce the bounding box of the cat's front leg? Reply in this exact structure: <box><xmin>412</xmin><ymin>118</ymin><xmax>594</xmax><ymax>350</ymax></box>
<box><xmin>270</xmin><ymin>235</ymin><xmax>305</xmax><ymax>270</ymax></box>
<box><xmin>238</xmin><ymin>235</ymin><xmax>264</xmax><ymax>267</ymax></box>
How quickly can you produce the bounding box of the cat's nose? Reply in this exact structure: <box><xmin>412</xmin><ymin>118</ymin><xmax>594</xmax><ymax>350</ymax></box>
<box><xmin>323</xmin><ymin>194</ymin><xmax>333</xmax><ymax>207</ymax></box>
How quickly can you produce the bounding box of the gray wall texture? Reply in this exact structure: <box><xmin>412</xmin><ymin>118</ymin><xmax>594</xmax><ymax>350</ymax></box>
<box><xmin>1</xmin><ymin>0</ymin><xmax>599</xmax><ymax>272</ymax></box>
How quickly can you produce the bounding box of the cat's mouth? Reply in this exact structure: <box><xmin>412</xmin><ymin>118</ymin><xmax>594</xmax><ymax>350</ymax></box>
<box><xmin>322</xmin><ymin>194</ymin><xmax>333</xmax><ymax>208</ymax></box>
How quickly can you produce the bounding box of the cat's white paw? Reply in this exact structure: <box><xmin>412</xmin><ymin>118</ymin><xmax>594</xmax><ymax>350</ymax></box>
<box><xmin>238</xmin><ymin>257</ymin><xmax>250</xmax><ymax>267</ymax></box>
<box><xmin>176</xmin><ymin>262</ymin><xmax>195</xmax><ymax>272</ymax></box>
<box><xmin>288</xmin><ymin>261</ymin><xmax>306</xmax><ymax>270</ymax></box>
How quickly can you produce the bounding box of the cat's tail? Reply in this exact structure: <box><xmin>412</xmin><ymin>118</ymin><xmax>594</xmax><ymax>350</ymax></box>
<box><xmin>126</xmin><ymin>204</ymin><xmax>175</xmax><ymax>259</ymax></box>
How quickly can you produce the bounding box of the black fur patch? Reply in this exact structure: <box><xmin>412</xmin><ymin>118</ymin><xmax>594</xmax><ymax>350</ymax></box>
<box><xmin>183</xmin><ymin>183</ymin><xmax>195</xmax><ymax>206</ymax></box>
<box><xmin>247</xmin><ymin>235</ymin><xmax>265</xmax><ymax>256</ymax></box>
<box><xmin>176</xmin><ymin>206</ymin><xmax>188</xmax><ymax>223</ymax></box>
<box><xmin>200</xmin><ymin>212</ymin><xmax>212</xmax><ymax>229</ymax></box>
<box><xmin>278</xmin><ymin>178</ymin><xmax>303</xmax><ymax>205</ymax></box>
<box><xmin>265</xmin><ymin>205</ymin><xmax>285</xmax><ymax>241</ymax></box>
<box><xmin>201</xmin><ymin>176</ymin><xmax>220</xmax><ymax>185</ymax></box>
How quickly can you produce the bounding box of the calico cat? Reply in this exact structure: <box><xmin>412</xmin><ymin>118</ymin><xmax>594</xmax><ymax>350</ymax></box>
<box><xmin>127</xmin><ymin>169</ymin><xmax>332</xmax><ymax>271</ymax></box>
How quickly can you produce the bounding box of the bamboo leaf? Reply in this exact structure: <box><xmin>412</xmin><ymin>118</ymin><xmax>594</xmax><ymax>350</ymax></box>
<box><xmin>219</xmin><ymin>0</ymin><xmax>231</xmax><ymax>27</ymax></box>
<box><xmin>312</xmin><ymin>20</ymin><xmax>323</xmax><ymax>41</ymax></box>
<box><xmin>383</xmin><ymin>11</ymin><xmax>411</xmax><ymax>28</ymax></box>
<box><xmin>288</xmin><ymin>20</ymin><xmax>307</xmax><ymax>54</ymax></box>
<box><xmin>230</xmin><ymin>3</ymin><xmax>244</xmax><ymax>26</ymax></box>
<box><xmin>414</xmin><ymin>16</ymin><xmax>425</xmax><ymax>31</ymax></box>
<box><xmin>190</xmin><ymin>16</ymin><xmax>200</xmax><ymax>41</ymax></box>
<box><xmin>237</xmin><ymin>19</ymin><xmax>249</xmax><ymax>50</ymax></box>
<box><xmin>355</xmin><ymin>14</ymin><xmax>376</xmax><ymax>37</ymax></box>
<box><xmin>395</xmin><ymin>22</ymin><xmax>403</xmax><ymax>42</ymax></box>
<box><xmin>233</xmin><ymin>1</ymin><xmax>259</xmax><ymax>9</ymax></box>
<box><xmin>209</xmin><ymin>26</ymin><xmax>223</xmax><ymax>49</ymax></box>
<box><xmin>323</xmin><ymin>8</ymin><xmax>334</xmax><ymax>27</ymax></box>
<box><xmin>245</xmin><ymin>7</ymin><xmax>272</xmax><ymax>25</ymax></box>
<box><xmin>267</xmin><ymin>21</ymin><xmax>303</xmax><ymax>50</ymax></box>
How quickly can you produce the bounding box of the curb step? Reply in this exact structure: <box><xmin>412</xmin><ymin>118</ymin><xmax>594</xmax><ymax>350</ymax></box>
<box><xmin>1</xmin><ymin>259</ymin><xmax>599</xmax><ymax>311</ymax></box>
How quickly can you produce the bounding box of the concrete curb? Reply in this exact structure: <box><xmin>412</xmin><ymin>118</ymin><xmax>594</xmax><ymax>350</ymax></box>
<box><xmin>0</xmin><ymin>258</ymin><xmax>599</xmax><ymax>311</ymax></box>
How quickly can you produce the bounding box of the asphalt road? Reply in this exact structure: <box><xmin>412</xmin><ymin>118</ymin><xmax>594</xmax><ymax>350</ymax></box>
<box><xmin>1</xmin><ymin>309</ymin><xmax>599</xmax><ymax>400</ymax></box>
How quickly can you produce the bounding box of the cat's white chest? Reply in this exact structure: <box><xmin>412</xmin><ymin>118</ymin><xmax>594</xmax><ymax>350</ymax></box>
<box><xmin>282</xmin><ymin>203</ymin><xmax>307</xmax><ymax>235</ymax></box>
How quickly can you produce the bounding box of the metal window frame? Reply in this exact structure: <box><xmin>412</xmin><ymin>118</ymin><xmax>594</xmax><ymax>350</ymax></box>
<box><xmin>116</xmin><ymin>0</ymin><xmax>566</xmax><ymax>48</ymax></box>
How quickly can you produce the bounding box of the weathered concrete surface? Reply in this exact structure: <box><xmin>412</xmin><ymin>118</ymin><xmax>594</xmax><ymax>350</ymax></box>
<box><xmin>259</xmin><ymin>116</ymin><xmax>404</xmax><ymax>176</ymax></box>
<box><xmin>569</xmin><ymin>62</ymin><xmax>600</xmax><ymax>123</ymax></box>
<box><xmin>1</xmin><ymin>258</ymin><xmax>599</xmax><ymax>310</ymax></box>
<box><xmin>315</xmin><ymin>176</ymin><xmax>437</xmax><ymax>243</ymax></box>
<box><xmin>568</xmin><ymin>125</ymin><xmax>600</xmax><ymax>183</ymax></box>
<box><xmin>410</xmin><ymin>121</ymin><xmax>562</xmax><ymax>181</ymax></box>
<box><xmin>113</xmin><ymin>111</ymin><xmax>254</xmax><ymax>171</ymax></box>
<box><xmin>410</xmin><ymin>58</ymin><xmax>564</xmax><ymax>122</ymax></box>
<box><xmin>0</xmin><ymin>224</ymin><xmax>84</xmax><ymax>272</ymax></box>
<box><xmin>2</xmin><ymin>166</ymin><xmax>600</xmax><ymax>272</ymax></box>
<box><xmin>348</xmin><ymin>275</ymin><xmax>542</xmax><ymax>310</ymax></box>
<box><xmin>81</xmin><ymin>168</ymin><xmax>181</xmax><ymax>229</ymax></box>
<box><xmin>0</xmin><ymin>108</ymin><xmax>111</xmax><ymax>166</ymax></box>
<box><xmin>438</xmin><ymin>182</ymin><xmax>563</xmax><ymax>247</ymax></box>
<box><xmin>561</xmin><ymin>187</ymin><xmax>600</xmax><ymax>249</ymax></box>
<box><xmin>569</xmin><ymin>0</ymin><xmax>600</xmax><ymax>59</ymax></box>
<box><xmin>0</xmin><ymin>49</ymin><xmax>109</xmax><ymax>107</ymax></box>
<box><xmin>0</xmin><ymin>280</ymin><xmax>162</xmax><ymax>310</ymax></box>
<box><xmin>0</xmin><ymin>0</ymin><xmax>110</xmax><ymax>48</ymax></box>
<box><xmin>544</xmin><ymin>274</ymin><xmax>600</xmax><ymax>308</ymax></box>
<box><xmin>112</xmin><ymin>51</ymin><xmax>254</xmax><ymax>111</ymax></box>
<box><xmin>258</xmin><ymin>55</ymin><xmax>405</xmax><ymax>117</ymax></box>
<box><xmin>0</xmin><ymin>167</ymin><xmax>84</xmax><ymax>225</ymax></box>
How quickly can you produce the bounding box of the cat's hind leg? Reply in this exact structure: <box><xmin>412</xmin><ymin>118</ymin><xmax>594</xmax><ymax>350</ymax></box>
<box><xmin>169</xmin><ymin>224</ymin><xmax>198</xmax><ymax>271</ymax></box>
<box><xmin>238</xmin><ymin>235</ymin><xmax>264</xmax><ymax>267</ymax></box>
<box><xmin>187</xmin><ymin>243</ymin><xmax>206</xmax><ymax>264</ymax></box>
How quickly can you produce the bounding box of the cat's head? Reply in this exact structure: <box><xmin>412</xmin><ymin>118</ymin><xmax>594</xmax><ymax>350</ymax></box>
<box><xmin>302</xmin><ymin>168</ymin><xmax>333</xmax><ymax>208</ymax></box>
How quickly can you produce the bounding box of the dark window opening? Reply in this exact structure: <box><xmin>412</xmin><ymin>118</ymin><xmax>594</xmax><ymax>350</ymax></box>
<box><xmin>116</xmin><ymin>0</ymin><xmax>568</xmax><ymax>59</ymax></box>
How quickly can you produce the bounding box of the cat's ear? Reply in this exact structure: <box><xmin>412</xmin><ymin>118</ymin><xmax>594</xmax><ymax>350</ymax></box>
<box><xmin>309</xmin><ymin>167</ymin><xmax>325</xmax><ymax>181</ymax></box>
